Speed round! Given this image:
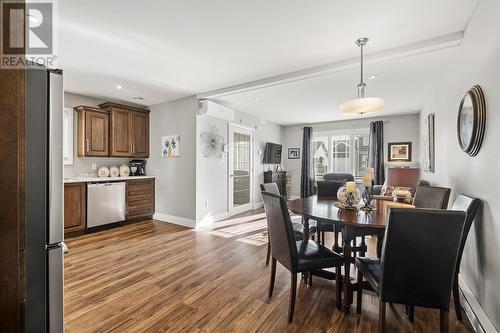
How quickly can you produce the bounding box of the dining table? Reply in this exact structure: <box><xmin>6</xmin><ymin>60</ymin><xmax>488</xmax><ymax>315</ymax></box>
<box><xmin>287</xmin><ymin>195</ymin><xmax>414</xmax><ymax>313</ymax></box>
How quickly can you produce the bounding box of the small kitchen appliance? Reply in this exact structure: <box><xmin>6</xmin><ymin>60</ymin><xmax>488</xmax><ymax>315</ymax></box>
<box><xmin>129</xmin><ymin>159</ymin><xmax>146</xmax><ymax>176</ymax></box>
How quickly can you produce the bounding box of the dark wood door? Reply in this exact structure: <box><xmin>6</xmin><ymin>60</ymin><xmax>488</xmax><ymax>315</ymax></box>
<box><xmin>110</xmin><ymin>109</ymin><xmax>132</xmax><ymax>156</ymax></box>
<box><xmin>85</xmin><ymin>109</ymin><xmax>109</xmax><ymax>156</ymax></box>
<box><xmin>64</xmin><ymin>183</ymin><xmax>86</xmax><ymax>233</ymax></box>
<box><xmin>132</xmin><ymin>111</ymin><xmax>149</xmax><ymax>157</ymax></box>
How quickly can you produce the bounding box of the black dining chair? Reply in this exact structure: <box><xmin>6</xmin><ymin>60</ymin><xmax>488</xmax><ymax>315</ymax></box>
<box><xmin>404</xmin><ymin>185</ymin><xmax>451</xmax><ymax>321</ymax></box>
<box><xmin>317</xmin><ymin>173</ymin><xmax>354</xmax><ymax>248</ymax></box>
<box><xmin>261</xmin><ymin>191</ymin><xmax>343</xmax><ymax>322</ymax></box>
<box><xmin>355</xmin><ymin>208</ymin><xmax>467</xmax><ymax>333</ymax></box>
<box><xmin>260</xmin><ymin>183</ymin><xmax>317</xmax><ymax>266</ymax></box>
<box><xmin>449</xmin><ymin>194</ymin><xmax>482</xmax><ymax>321</ymax></box>
<box><xmin>413</xmin><ymin>185</ymin><xmax>451</xmax><ymax>209</ymax></box>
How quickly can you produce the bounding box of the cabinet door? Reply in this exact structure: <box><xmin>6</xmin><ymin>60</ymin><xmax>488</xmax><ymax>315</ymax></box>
<box><xmin>126</xmin><ymin>179</ymin><xmax>154</xmax><ymax>219</ymax></box>
<box><xmin>132</xmin><ymin>112</ymin><xmax>149</xmax><ymax>157</ymax></box>
<box><xmin>110</xmin><ymin>109</ymin><xmax>132</xmax><ymax>156</ymax></box>
<box><xmin>85</xmin><ymin>110</ymin><xmax>109</xmax><ymax>156</ymax></box>
<box><xmin>64</xmin><ymin>183</ymin><xmax>86</xmax><ymax>233</ymax></box>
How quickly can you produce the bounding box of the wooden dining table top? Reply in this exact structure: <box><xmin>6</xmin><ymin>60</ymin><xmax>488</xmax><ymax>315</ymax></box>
<box><xmin>288</xmin><ymin>195</ymin><xmax>414</xmax><ymax>229</ymax></box>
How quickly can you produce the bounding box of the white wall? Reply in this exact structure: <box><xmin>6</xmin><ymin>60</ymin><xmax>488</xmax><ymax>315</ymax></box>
<box><xmin>282</xmin><ymin>113</ymin><xmax>420</xmax><ymax>196</ymax></box>
<box><xmin>63</xmin><ymin>92</ymin><xmax>143</xmax><ymax>176</ymax></box>
<box><xmin>195</xmin><ymin>108</ymin><xmax>283</xmax><ymax>223</ymax></box>
<box><xmin>419</xmin><ymin>0</ymin><xmax>500</xmax><ymax>329</ymax></box>
<box><xmin>149</xmin><ymin>96</ymin><xmax>197</xmax><ymax>225</ymax></box>
<box><xmin>196</xmin><ymin>115</ymin><xmax>229</xmax><ymax>222</ymax></box>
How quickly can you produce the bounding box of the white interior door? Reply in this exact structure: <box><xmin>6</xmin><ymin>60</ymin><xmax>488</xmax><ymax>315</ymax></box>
<box><xmin>229</xmin><ymin>124</ymin><xmax>254</xmax><ymax>216</ymax></box>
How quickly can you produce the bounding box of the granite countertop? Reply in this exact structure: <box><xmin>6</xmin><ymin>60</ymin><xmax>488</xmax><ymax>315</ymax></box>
<box><xmin>63</xmin><ymin>175</ymin><xmax>155</xmax><ymax>184</ymax></box>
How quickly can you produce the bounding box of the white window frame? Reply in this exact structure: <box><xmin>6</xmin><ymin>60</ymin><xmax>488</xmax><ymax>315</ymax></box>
<box><xmin>314</xmin><ymin>128</ymin><xmax>369</xmax><ymax>178</ymax></box>
<box><xmin>63</xmin><ymin>107</ymin><xmax>74</xmax><ymax>165</ymax></box>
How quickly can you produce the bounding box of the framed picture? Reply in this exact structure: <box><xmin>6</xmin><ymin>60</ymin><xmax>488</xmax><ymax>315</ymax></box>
<box><xmin>161</xmin><ymin>135</ymin><xmax>180</xmax><ymax>157</ymax></box>
<box><xmin>288</xmin><ymin>148</ymin><xmax>300</xmax><ymax>159</ymax></box>
<box><xmin>423</xmin><ymin>113</ymin><xmax>435</xmax><ymax>172</ymax></box>
<box><xmin>388</xmin><ymin>142</ymin><xmax>412</xmax><ymax>162</ymax></box>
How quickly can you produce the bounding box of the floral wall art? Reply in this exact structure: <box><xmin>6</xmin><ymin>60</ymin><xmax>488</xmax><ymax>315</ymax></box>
<box><xmin>200</xmin><ymin>124</ymin><xmax>225</xmax><ymax>158</ymax></box>
<box><xmin>161</xmin><ymin>135</ymin><xmax>180</xmax><ymax>157</ymax></box>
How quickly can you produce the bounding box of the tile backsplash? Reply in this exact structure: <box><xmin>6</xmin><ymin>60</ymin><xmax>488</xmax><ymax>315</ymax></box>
<box><xmin>64</xmin><ymin>157</ymin><xmax>134</xmax><ymax>177</ymax></box>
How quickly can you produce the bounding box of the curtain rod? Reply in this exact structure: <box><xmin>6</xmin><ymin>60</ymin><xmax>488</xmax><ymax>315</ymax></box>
<box><xmin>300</xmin><ymin>119</ymin><xmax>390</xmax><ymax>130</ymax></box>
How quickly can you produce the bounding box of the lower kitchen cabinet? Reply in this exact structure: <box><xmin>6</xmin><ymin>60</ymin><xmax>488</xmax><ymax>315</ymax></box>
<box><xmin>64</xmin><ymin>182</ymin><xmax>86</xmax><ymax>234</ymax></box>
<box><xmin>126</xmin><ymin>179</ymin><xmax>155</xmax><ymax>219</ymax></box>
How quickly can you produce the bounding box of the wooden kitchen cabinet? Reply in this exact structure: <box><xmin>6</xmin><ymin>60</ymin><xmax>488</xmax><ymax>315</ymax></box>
<box><xmin>75</xmin><ymin>106</ymin><xmax>110</xmax><ymax>157</ymax></box>
<box><xmin>99</xmin><ymin>102</ymin><xmax>150</xmax><ymax>158</ymax></box>
<box><xmin>126</xmin><ymin>179</ymin><xmax>155</xmax><ymax>219</ymax></box>
<box><xmin>64</xmin><ymin>182</ymin><xmax>86</xmax><ymax>234</ymax></box>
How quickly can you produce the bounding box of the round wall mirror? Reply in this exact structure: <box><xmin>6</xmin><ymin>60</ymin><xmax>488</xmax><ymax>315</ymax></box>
<box><xmin>457</xmin><ymin>85</ymin><xmax>486</xmax><ymax>157</ymax></box>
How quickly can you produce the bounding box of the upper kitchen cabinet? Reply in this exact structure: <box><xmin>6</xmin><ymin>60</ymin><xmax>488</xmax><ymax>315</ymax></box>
<box><xmin>75</xmin><ymin>106</ymin><xmax>109</xmax><ymax>157</ymax></box>
<box><xmin>99</xmin><ymin>102</ymin><xmax>150</xmax><ymax>158</ymax></box>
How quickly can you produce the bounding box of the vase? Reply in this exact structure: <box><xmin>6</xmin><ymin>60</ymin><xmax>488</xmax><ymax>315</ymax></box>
<box><xmin>337</xmin><ymin>186</ymin><xmax>361</xmax><ymax>208</ymax></box>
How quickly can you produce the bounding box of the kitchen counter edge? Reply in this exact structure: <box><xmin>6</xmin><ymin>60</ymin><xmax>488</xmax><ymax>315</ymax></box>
<box><xmin>64</xmin><ymin>175</ymin><xmax>155</xmax><ymax>184</ymax></box>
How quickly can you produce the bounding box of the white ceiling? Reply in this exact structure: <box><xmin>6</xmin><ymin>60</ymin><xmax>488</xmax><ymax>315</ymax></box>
<box><xmin>216</xmin><ymin>47</ymin><xmax>453</xmax><ymax>125</ymax></box>
<box><xmin>59</xmin><ymin>0</ymin><xmax>477</xmax><ymax>121</ymax></box>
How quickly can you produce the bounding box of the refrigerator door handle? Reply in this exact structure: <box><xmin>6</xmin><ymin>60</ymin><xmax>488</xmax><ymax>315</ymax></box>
<box><xmin>48</xmin><ymin>71</ymin><xmax>64</xmax><ymax>245</ymax></box>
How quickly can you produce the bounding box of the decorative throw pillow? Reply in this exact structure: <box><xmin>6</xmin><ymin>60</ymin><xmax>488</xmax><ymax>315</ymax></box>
<box><xmin>380</xmin><ymin>185</ymin><xmax>395</xmax><ymax>197</ymax></box>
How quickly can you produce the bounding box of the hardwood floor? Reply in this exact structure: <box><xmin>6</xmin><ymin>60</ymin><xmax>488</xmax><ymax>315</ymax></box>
<box><xmin>64</xmin><ymin>211</ymin><xmax>473</xmax><ymax>332</ymax></box>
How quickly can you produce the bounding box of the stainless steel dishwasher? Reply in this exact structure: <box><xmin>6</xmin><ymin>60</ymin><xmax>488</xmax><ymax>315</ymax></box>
<box><xmin>87</xmin><ymin>182</ymin><xmax>126</xmax><ymax>228</ymax></box>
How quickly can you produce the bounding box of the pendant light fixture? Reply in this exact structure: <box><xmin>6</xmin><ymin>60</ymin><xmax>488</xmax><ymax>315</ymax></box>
<box><xmin>341</xmin><ymin>37</ymin><xmax>384</xmax><ymax>115</ymax></box>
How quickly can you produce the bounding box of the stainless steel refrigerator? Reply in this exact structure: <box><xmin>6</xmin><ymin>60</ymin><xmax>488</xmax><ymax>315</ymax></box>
<box><xmin>25</xmin><ymin>63</ymin><xmax>65</xmax><ymax>333</ymax></box>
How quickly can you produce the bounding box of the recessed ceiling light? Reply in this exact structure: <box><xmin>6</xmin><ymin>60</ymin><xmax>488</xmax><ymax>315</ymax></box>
<box><xmin>254</xmin><ymin>97</ymin><xmax>261</xmax><ymax>101</ymax></box>
<box><xmin>116</xmin><ymin>85</ymin><xmax>123</xmax><ymax>90</ymax></box>
<box><xmin>369</xmin><ymin>74</ymin><xmax>379</xmax><ymax>79</ymax></box>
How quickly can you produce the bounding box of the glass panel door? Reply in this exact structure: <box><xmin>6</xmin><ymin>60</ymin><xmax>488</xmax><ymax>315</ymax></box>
<box><xmin>229</xmin><ymin>125</ymin><xmax>253</xmax><ymax>216</ymax></box>
<box><xmin>233</xmin><ymin>132</ymin><xmax>251</xmax><ymax>207</ymax></box>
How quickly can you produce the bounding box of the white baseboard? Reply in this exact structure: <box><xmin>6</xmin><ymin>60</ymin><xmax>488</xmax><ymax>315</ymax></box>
<box><xmin>153</xmin><ymin>212</ymin><xmax>196</xmax><ymax>229</ymax></box>
<box><xmin>253</xmin><ymin>201</ymin><xmax>263</xmax><ymax>210</ymax></box>
<box><xmin>459</xmin><ymin>274</ymin><xmax>498</xmax><ymax>333</ymax></box>
<box><xmin>196</xmin><ymin>211</ymin><xmax>229</xmax><ymax>227</ymax></box>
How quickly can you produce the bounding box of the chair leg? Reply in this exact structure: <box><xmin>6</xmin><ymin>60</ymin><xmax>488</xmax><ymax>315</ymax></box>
<box><xmin>360</xmin><ymin>236</ymin><xmax>366</xmax><ymax>257</ymax></box>
<box><xmin>440</xmin><ymin>310</ymin><xmax>449</xmax><ymax>333</ymax></box>
<box><xmin>321</xmin><ymin>231</ymin><xmax>325</xmax><ymax>245</ymax></box>
<box><xmin>336</xmin><ymin>266</ymin><xmax>342</xmax><ymax>310</ymax></box>
<box><xmin>378</xmin><ymin>300</ymin><xmax>386</xmax><ymax>333</ymax></box>
<box><xmin>356</xmin><ymin>269</ymin><xmax>363</xmax><ymax>314</ymax></box>
<box><xmin>288</xmin><ymin>273</ymin><xmax>297</xmax><ymax>323</ymax></box>
<box><xmin>308</xmin><ymin>271</ymin><xmax>313</xmax><ymax>286</ymax></box>
<box><xmin>407</xmin><ymin>305</ymin><xmax>414</xmax><ymax>322</ymax></box>
<box><xmin>266</xmin><ymin>238</ymin><xmax>271</xmax><ymax>266</ymax></box>
<box><xmin>453</xmin><ymin>272</ymin><xmax>463</xmax><ymax>321</ymax></box>
<box><xmin>268</xmin><ymin>257</ymin><xmax>276</xmax><ymax>298</ymax></box>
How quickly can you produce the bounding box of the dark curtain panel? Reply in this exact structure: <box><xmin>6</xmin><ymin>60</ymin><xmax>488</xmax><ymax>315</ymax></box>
<box><xmin>368</xmin><ymin>121</ymin><xmax>385</xmax><ymax>185</ymax></box>
<box><xmin>300</xmin><ymin>127</ymin><xmax>316</xmax><ymax>198</ymax></box>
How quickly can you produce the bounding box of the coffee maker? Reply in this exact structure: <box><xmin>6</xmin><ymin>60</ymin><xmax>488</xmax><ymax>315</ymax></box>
<box><xmin>129</xmin><ymin>159</ymin><xmax>146</xmax><ymax>176</ymax></box>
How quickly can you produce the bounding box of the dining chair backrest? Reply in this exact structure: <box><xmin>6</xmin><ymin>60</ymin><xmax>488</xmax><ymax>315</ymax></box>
<box><xmin>413</xmin><ymin>185</ymin><xmax>451</xmax><ymax>209</ymax></box>
<box><xmin>260</xmin><ymin>183</ymin><xmax>280</xmax><ymax>195</ymax></box>
<box><xmin>261</xmin><ymin>191</ymin><xmax>298</xmax><ymax>272</ymax></box>
<box><xmin>379</xmin><ymin>208</ymin><xmax>466</xmax><ymax>310</ymax></box>
<box><xmin>450</xmin><ymin>194</ymin><xmax>482</xmax><ymax>269</ymax></box>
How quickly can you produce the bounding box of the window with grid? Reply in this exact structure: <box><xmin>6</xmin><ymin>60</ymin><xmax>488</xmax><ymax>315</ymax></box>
<box><xmin>313</xmin><ymin>130</ymin><xmax>369</xmax><ymax>180</ymax></box>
